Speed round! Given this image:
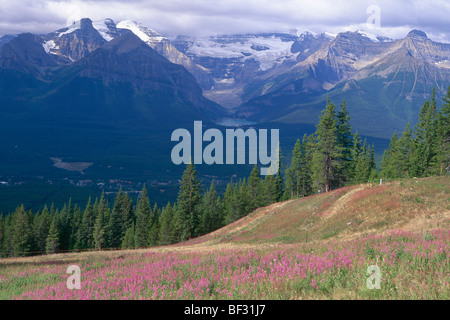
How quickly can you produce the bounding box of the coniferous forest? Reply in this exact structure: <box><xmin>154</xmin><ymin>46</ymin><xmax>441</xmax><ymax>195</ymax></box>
<box><xmin>1</xmin><ymin>87</ymin><xmax>448</xmax><ymax>257</ymax></box>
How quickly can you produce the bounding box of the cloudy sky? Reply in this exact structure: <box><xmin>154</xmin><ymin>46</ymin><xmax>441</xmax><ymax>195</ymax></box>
<box><xmin>0</xmin><ymin>0</ymin><xmax>449</xmax><ymax>42</ymax></box>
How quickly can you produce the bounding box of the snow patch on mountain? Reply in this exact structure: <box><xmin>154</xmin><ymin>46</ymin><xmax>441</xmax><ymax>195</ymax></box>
<box><xmin>188</xmin><ymin>35</ymin><xmax>298</xmax><ymax>71</ymax></box>
<box><xmin>58</xmin><ymin>22</ymin><xmax>81</xmax><ymax>37</ymax></box>
<box><xmin>357</xmin><ymin>30</ymin><xmax>393</xmax><ymax>42</ymax></box>
<box><xmin>42</xmin><ymin>40</ymin><xmax>58</xmax><ymax>54</ymax></box>
<box><xmin>116</xmin><ymin>19</ymin><xmax>165</xmax><ymax>44</ymax></box>
<box><xmin>92</xmin><ymin>19</ymin><xmax>114</xmax><ymax>41</ymax></box>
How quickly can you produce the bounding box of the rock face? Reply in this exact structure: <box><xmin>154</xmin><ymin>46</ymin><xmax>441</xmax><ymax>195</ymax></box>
<box><xmin>68</xmin><ymin>31</ymin><xmax>214</xmax><ymax>112</ymax></box>
<box><xmin>115</xmin><ymin>19</ymin><xmax>214</xmax><ymax>90</ymax></box>
<box><xmin>43</xmin><ymin>18</ymin><xmax>107</xmax><ymax>62</ymax></box>
<box><xmin>0</xmin><ymin>33</ymin><xmax>58</xmax><ymax>76</ymax></box>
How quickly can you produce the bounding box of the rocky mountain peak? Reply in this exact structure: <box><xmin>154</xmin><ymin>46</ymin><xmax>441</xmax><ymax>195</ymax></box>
<box><xmin>407</xmin><ymin>29</ymin><xmax>428</xmax><ymax>40</ymax></box>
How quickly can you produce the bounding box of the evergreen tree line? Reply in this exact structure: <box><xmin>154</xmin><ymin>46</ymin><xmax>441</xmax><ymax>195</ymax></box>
<box><xmin>283</xmin><ymin>97</ymin><xmax>377</xmax><ymax>199</ymax></box>
<box><xmin>1</xmin><ymin>88</ymin><xmax>448</xmax><ymax>257</ymax></box>
<box><xmin>0</xmin><ymin>165</ymin><xmax>283</xmax><ymax>257</ymax></box>
<box><xmin>381</xmin><ymin>88</ymin><xmax>450</xmax><ymax>179</ymax></box>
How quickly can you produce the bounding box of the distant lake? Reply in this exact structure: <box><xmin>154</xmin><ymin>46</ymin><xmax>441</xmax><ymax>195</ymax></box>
<box><xmin>216</xmin><ymin>118</ymin><xmax>257</xmax><ymax>127</ymax></box>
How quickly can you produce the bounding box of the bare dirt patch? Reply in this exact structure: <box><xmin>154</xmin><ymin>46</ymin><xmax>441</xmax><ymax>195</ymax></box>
<box><xmin>50</xmin><ymin>157</ymin><xmax>93</xmax><ymax>174</ymax></box>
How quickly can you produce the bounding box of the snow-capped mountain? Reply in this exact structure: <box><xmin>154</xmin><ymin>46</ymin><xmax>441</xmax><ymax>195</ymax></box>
<box><xmin>114</xmin><ymin>19</ymin><xmax>213</xmax><ymax>89</ymax></box>
<box><xmin>172</xmin><ymin>31</ymin><xmax>332</xmax><ymax>108</ymax></box>
<box><xmin>180</xmin><ymin>33</ymin><xmax>299</xmax><ymax>71</ymax></box>
<box><xmin>1</xmin><ymin>17</ymin><xmax>448</xmax><ymax>139</ymax></box>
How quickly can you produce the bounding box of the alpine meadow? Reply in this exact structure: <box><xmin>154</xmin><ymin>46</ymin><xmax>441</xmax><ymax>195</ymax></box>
<box><xmin>0</xmin><ymin>0</ymin><xmax>449</xmax><ymax>308</ymax></box>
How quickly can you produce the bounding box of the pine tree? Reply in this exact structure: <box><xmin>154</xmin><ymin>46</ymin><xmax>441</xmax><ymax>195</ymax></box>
<box><xmin>237</xmin><ymin>178</ymin><xmax>251</xmax><ymax>216</ymax></box>
<box><xmin>108</xmin><ymin>189</ymin><xmax>131</xmax><ymax>248</ymax></box>
<box><xmin>121</xmin><ymin>222</ymin><xmax>135</xmax><ymax>249</ymax></box>
<box><xmin>298</xmin><ymin>134</ymin><xmax>314</xmax><ymax>196</ymax></box>
<box><xmin>12</xmin><ymin>205</ymin><xmax>33</xmax><ymax>256</ymax></box>
<box><xmin>436</xmin><ymin>86</ymin><xmax>450</xmax><ymax>174</ymax></box>
<box><xmin>397</xmin><ymin>122</ymin><xmax>414</xmax><ymax>177</ymax></box>
<box><xmin>0</xmin><ymin>216</ymin><xmax>4</xmax><ymax>257</ymax></box>
<box><xmin>283</xmin><ymin>165</ymin><xmax>295</xmax><ymax>200</ymax></box>
<box><xmin>58</xmin><ymin>200</ymin><xmax>73</xmax><ymax>251</ymax></box>
<box><xmin>34</xmin><ymin>206</ymin><xmax>50</xmax><ymax>253</ymax></box>
<box><xmin>148</xmin><ymin>203</ymin><xmax>160</xmax><ymax>246</ymax></box>
<box><xmin>274</xmin><ymin>148</ymin><xmax>284</xmax><ymax>202</ymax></box>
<box><xmin>262</xmin><ymin>175</ymin><xmax>279</xmax><ymax>206</ymax></box>
<box><xmin>247</xmin><ymin>165</ymin><xmax>262</xmax><ymax>211</ymax></box>
<box><xmin>336</xmin><ymin>99</ymin><xmax>354</xmax><ymax>187</ymax></box>
<box><xmin>46</xmin><ymin>215</ymin><xmax>59</xmax><ymax>254</ymax></box>
<box><xmin>159</xmin><ymin>203</ymin><xmax>176</xmax><ymax>245</ymax></box>
<box><xmin>135</xmin><ymin>185</ymin><xmax>151</xmax><ymax>248</ymax></box>
<box><xmin>368</xmin><ymin>144</ymin><xmax>378</xmax><ymax>181</ymax></box>
<box><xmin>312</xmin><ymin>98</ymin><xmax>342</xmax><ymax>192</ymax></box>
<box><xmin>176</xmin><ymin>163</ymin><xmax>203</xmax><ymax>241</ymax></box>
<box><xmin>71</xmin><ymin>205</ymin><xmax>82</xmax><ymax>250</ymax></box>
<box><xmin>200</xmin><ymin>182</ymin><xmax>221</xmax><ymax>235</ymax></box>
<box><xmin>381</xmin><ymin>132</ymin><xmax>399</xmax><ymax>179</ymax></box>
<box><xmin>351</xmin><ymin>131</ymin><xmax>362</xmax><ymax>178</ymax></box>
<box><xmin>119</xmin><ymin>192</ymin><xmax>134</xmax><ymax>239</ymax></box>
<box><xmin>411</xmin><ymin>97</ymin><xmax>438</xmax><ymax>177</ymax></box>
<box><xmin>93</xmin><ymin>207</ymin><xmax>106</xmax><ymax>250</ymax></box>
<box><xmin>354</xmin><ymin>141</ymin><xmax>371</xmax><ymax>183</ymax></box>
<box><xmin>79</xmin><ymin>197</ymin><xmax>95</xmax><ymax>249</ymax></box>
<box><xmin>291</xmin><ymin>139</ymin><xmax>302</xmax><ymax>197</ymax></box>
<box><xmin>223</xmin><ymin>180</ymin><xmax>240</xmax><ymax>225</ymax></box>
<box><xmin>3</xmin><ymin>214</ymin><xmax>13</xmax><ymax>257</ymax></box>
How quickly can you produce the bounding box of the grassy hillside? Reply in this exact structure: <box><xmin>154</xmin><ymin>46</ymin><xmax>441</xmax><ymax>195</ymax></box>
<box><xmin>0</xmin><ymin>176</ymin><xmax>448</xmax><ymax>300</ymax></box>
<box><xmin>189</xmin><ymin>176</ymin><xmax>449</xmax><ymax>246</ymax></box>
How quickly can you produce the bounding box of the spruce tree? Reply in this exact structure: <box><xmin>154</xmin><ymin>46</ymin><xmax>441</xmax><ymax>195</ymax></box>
<box><xmin>148</xmin><ymin>203</ymin><xmax>160</xmax><ymax>246</ymax></box>
<box><xmin>263</xmin><ymin>175</ymin><xmax>279</xmax><ymax>205</ymax></box>
<box><xmin>176</xmin><ymin>163</ymin><xmax>203</xmax><ymax>241</ymax></box>
<box><xmin>93</xmin><ymin>206</ymin><xmax>106</xmax><ymax>250</ymax></box>
<box><xmin>299</xmin><ymin>134</ymin><xmax>314</xmax><ymax>196</ymax></box>
<box><xmin>79</xmin><ymin>198</ymin><xmax>95</xmax><ymax>249</ymax></box>
<box><xmin>34</xmin><ymin>206</ymin><xmax>50</xmax><ymax>253</ymax></box>
<box><xmin>3</xmin><ymin>214</ymin><xmax>13</xmax><ymax>257</ymax></box>
<box><xmin>200</xmin><ymin>182</ymin><xmax>221</xmax><ymax>235</ymax></box>
<box><xmin>46</xmin><ymin>216</ymin><xmax>59</xmax><ymax>254</ymax></box>
<box><xmin>237</xmin><ymin>178</ymin><xmax>251</xmax><ymax>216</ymax></box>
<box><xmin>381</xmin><ymin>132</ymin><xmax>399</xmax><ymax>179</ymax></box>
<box><xmin>12</xmin><ymin>205</ymin><xmax>33</xmax><ymax>256</ymax></box>
<box><xmin>159</xmin><ymin>203</ymin><xmax>176</xmax><ymax>245</ymax></box>
<box><xmin>247</xmin><ymin>165</ymin><xmax>262</xmax><ymax>211</ymax></box>
<box><xmin>0</xmin><ymin>216</ymin><xmax>4</xmax><ymax>257</ymax></box>
<box><xmin>354</xmin><ymin>139</ymin><xmax>371</xmax><ymax>183</ymax></box>
<box><xmin>411</xmin><ymin>98</ymin><xmax>438</xmax><ymax>177</ymax></box>
<box><xmin>108</xmin><ymin>189</ymin><xmax>132</xmax><ymax>248</ymax></box>
<box><xmin>336</xmin><ymin>100</ymin><xmax>354</xmax><ymax>187</ymax></box>
<box><xmin>121</xmin><ymin>222</ymin><xmax>135</xmax><ymax>249</ymax></box>
<box><xmin>223</xmin><ymin>180</ymin><xmax>240</xmax><ymax>225</ymax></box>
<box><xmin>312</xmin><ymin>98</ymin><xmax>342</xmax><ymax>192</ymax></box>
<box><xmin>436</xmin><ymin>86</ymin><xmax>450</xmax><ymax>174</ymax></box>
<box><xmin>135</xmin><ymin>185</ymin><xmax>151</xmax><ymax>248</ymax></box>
<box><xmin>291</xmin><ymin>139</ymin><xmax>302</xmax><ymax>197</ymax></box>
<box><xmin>283</xmin><ymin>165</ymin><xmax>295</xmax><ymax>200</ymax></box>
<box><xmin>397</xmin><ymin>122</ymin><xmax>414</xmax><ymax>177</ymax></box>
<box><xmin>69</xmin><ymin>205</ymin><xmax>81</xmax><ymax>250</ymax></box>
<box><xmin>274</xmin><ymin>148</ymin><xmax>284</xmax><ymax>202</ymax></box>
<box><xmin>58</xmin><ymin>201</ymin><xmax>73</xmax><ymax>251</ymax></box>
